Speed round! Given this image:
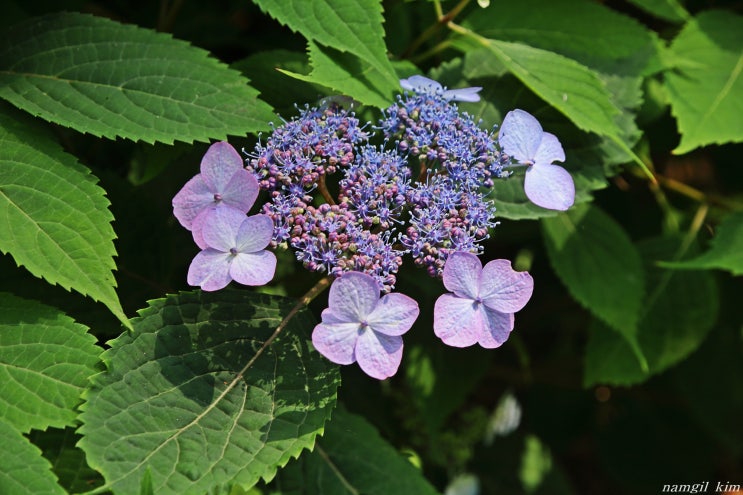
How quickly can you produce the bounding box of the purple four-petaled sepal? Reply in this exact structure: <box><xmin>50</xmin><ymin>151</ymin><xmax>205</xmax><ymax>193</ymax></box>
<box><xmin>434</xmin><ymin>252</ymin><xmax>533</xmax><ymax>348</ymax></box>
<box><xmin>312</xmin><ymin>271</ymin><xmax>420</xmax><ymax>379</ymax></box>
<box><xmin>187</xmin><ymin>207</ymin><xmax>276</xmax><ymax>291</ymax></box>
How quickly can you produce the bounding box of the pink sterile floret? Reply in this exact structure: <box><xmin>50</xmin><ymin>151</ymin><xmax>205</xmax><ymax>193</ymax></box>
<box><xmin>173</xmin><ymin>141</ymin><xmax>259</xmax><ymax>248</ymax></box>
<box><xmin>187</xmin><ymin>207</ymin><xmax>276</xmax><ymax>291</ymax></box>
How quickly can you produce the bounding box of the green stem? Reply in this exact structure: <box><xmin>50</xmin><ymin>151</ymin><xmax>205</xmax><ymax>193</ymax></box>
<box><xmin>409</xmin><ymin>39</ymin><xmax>455</xmax><ymax>66</ymax></box>
<box><xmin>655</xmin><ymin>173</ymin><xmax>743</xmax><ymax>211</ymax></box>
<box><xmin>401</xmin><ymin>0</ymin><xmax>470</xmax><ymax>59</ymax></box>
<box><xmin>157</xmin><ymin>0</ymin><xmax>184</xmax><ymax>32</ymax></box>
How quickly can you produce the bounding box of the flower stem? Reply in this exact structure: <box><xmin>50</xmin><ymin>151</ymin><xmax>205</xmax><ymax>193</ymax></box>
<box><xmin>401</xmin><ymin>0</ymin><xmax>470</xmax><ymax>59</ymax></box>
<box><xmin>655</xmin><ymin>173</ymin><xmax>743</xmax><ymax>210</ymax></box>
<box><xmin>319</xmin><ymin>175</ymin><xmax>336</xmax><ymax>205</ymax></box>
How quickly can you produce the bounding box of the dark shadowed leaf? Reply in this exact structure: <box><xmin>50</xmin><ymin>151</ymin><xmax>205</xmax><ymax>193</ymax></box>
<box><xmin>270</xmin><ymin>408</ymin><xmax>440</xmax><ymax>495</ymax></box>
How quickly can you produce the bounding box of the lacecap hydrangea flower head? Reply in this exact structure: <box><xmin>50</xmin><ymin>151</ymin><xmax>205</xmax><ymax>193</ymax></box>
<box><xmin>172</xmin><ymin>75</ymin><xmax>573</xmax><ymax>379</ymax></box>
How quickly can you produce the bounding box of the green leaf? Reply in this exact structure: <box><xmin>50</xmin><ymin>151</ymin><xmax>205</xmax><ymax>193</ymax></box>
<box><xmin>464</xmin><ymin>0</ymin><xmax>661</xmax><ymax>76</ymax></box>
<box><xmin>659</xmin><ymin>210</ymin><xmax>743</xmax><ymax>275</ymax></box>
<box><xmin>0</xmin><ymin>292</ymin><xmax>100</xmax><ymax>432</ymax></box>
<box><xmin>0</xmin><ymin>106</ymin><xmax>128</xmax><ymax>326</ymax></box>
<box><xmin>270</xmin><ymin>408</ymin><xmax>440</xmax><ymax>495</ymax></box>
<box><xmin>624</xmin><ymin>0</ymin><xmax>690</xmax><ymax>23</ymax></box>
<box><xmin>0</xmin><ymin>420</ymin><xmax>66</xmax><ymax>495</ymax></box>
<box><xmin>0</xmin><ymin>12</ymin><xmax>275</xmax><ymax>144</ymax></box>
<box><xmin>251</xmin><ymin>0</ymin><xmax>398</xmax><ymax>91</ymax></box>
<box><xmin>280</xmin><ymin>40</ymin><xmax>394</xmax><ymax>108</ymax></box>
<box><xmin>519</xmin><ymin>435</ymin><xmax>553</xmax><ymax>493</ymax></box>
<box><xmin>584</xmin><ymin>236</ymin><xmax>719</xmax><ymax>386</ymax></box>
<box><xmin>664</xmin><ymin>10</ymin><xmax>743</xmax><ymax>154</ymax></box>
<box><xmin>78</xmin><ymin>290</ymin><xmax>340</xmax><ymax>495</ymax></box>
<box><xmin>542</xmin><ymin>204</ymin><xmax>646</xmax><ymax>363</ymax></box>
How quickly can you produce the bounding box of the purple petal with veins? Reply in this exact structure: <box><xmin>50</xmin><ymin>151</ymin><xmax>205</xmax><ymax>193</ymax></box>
<box><xmin>524</xmin><ymin>164</ymin><xmax>575</xmax><ymax>211</ymax></box>
<box><xmin>479</xmin><ymin>259</ymin><xmax>534</xmax><ymax>313</ymax></box>
<box><xmin>311</xmin><ymin>271</ymin><xmax>419</xmax><ymax>379</ymax></box>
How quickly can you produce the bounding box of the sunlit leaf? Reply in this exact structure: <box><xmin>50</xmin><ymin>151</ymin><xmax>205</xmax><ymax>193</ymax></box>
<box><xmin>464</xmin><ymin>0</ymin><xmax>661</xmax><ymax>75</ymax></box>
<box><xmin>624</xmin><ymin>0</ymin><xmax>690</xmax><ymax>23</ymax></box>
<box><xmin>280</xmin><ymin>41</ymin><xmax>394</xmax><ymax>108</ymax></box>
<box><xmin>232</xmin><ymin>50</ymin><xmax>321</xmax><ymax>115</ymax></box>
<box><xmin>0</xmin><ymin>106</ymin><xmax>128</xmax><ymax>326</ymax></box>
<box><xmin>251</xmin><ymin>0</ymin><xmax>398</xmax><ymax>91</ymax></box>
<box><xmin>78</xmin><ymin>290</ymin><xmax>340</xmax><ymax>495</ymax></box>
<box><xmin>0</xmin><ymin>12</ymin><xmax>275</xmax><ymax>144</ymax></box>
<box><xmin>476</xmin><ymin>40</ymin><xmax>623</xmax><ymax>140</ymax></box>
<box><xmin>519</xmin><ymin>435</ymin><xmax>552</xmax><ymax>493</ymax></box>
<box><xmin>665</xmin><ymin>11</ymin><xmax>743</xmax><ymax>154</ymax></box>
<box><xmin>0</xmin><ymin>292</ymin><xmax>99</xmax><ymax>433</ymax></box>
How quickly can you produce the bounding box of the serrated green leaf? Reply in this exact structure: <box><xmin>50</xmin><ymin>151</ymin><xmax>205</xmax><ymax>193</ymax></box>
<box><xmin>0</xmin><ymin>420</ymin><xmax>66</xmax><ymax>495</ymax></box>
<box><xmin>584</xmin><ymin>236</ymin><xmax>719</xmax><ymax>386</ymax></box>
<box><xmin>280</xmin><ymin>40</ymin><xmax>394</xmax><ymax>108</ymax></box>
<box><xmin>464</xmin><ymin>0</ymin><xmax>661</xmax><ymax>76</ymax></box>
<box><xmin>542</xmin><ymin>204</ymin><xmax>646</xmax><ymax>362</ymax></box>
<box><xmin>270</xmin><ymin>408</ymin><xmax>440</xmax><ymax>495</ymax></box>
<box><xmin>0</xmin><ymin>292</ymin><xmax>100</xmax><ymax>433</ymax></box>
<box><xmin>0</xmin><ymin>106</ymin><xmax>128</xmax><ymax>326</ymax></box>
<box><xmin>478</xmin><ymin>39</ymin><xmax>623</xmax><ymax>139</ymax></box>
<box><xmin>251</xmin><ymin>0</ymin><xmax>398</xmax><ymax>91</ymax></box>
<box><xmin>454</xmin><ymin>33</ymin><xmax>656</xmax><ymax>178</ymax></box>
<box><xmin>29</xmin><ymin>427</ymin><xmax>104</xmax><ymax>492</ymax></box>
<box><xmin>664</xmin><ymin>10</ymin><xmax>743</xmax><ymax>154</ymax></box>
<box><xmin>0</xmin><ymin>12</ymin><xmax>275</xmax><ymax>144</ymax></box>
<box><xmin>625</xmin><ymin>0</ymin><xmax>690</xmax><ymax>23</ymax></box>
<box><xmin>659</xmin><ymin>210</ymin><xmax>743</xmax><ymax>275</ymax></box>
<box><xmin>78</xmin><ymin>290</ymin><xmax>340</xmax><ymax>495</ymax></box>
